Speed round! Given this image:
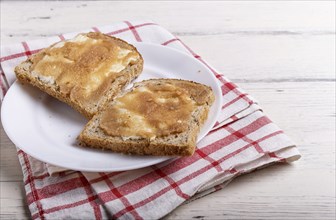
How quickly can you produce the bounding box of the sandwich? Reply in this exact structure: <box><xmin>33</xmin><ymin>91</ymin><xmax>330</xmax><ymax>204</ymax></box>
<box><xmin>15</xmin><ymin>32</ymin><xmax>143</xmax><ymax>118</ymax></box>
<box><xmin>79</xmin><ymin>79</ymin><xmax>215</xmax><ymax>156</ymax></box>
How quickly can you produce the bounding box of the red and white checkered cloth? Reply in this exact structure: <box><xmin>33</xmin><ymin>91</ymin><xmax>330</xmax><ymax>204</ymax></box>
<box><xmin>0</xmin><ymin>20</ymin><xmax>300</xmax><ymax>220</ymax></box>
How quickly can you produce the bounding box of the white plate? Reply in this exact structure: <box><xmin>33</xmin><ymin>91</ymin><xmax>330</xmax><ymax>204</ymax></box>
<box><xmin>1</xmin><ymin>42</ymin><xmax>222</xmax><ymax>172</ymax></box>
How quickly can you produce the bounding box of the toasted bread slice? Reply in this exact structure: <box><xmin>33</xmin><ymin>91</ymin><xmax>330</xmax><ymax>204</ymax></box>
<box><xmin>15</xmin><ymin>32</ymin><xmax>143</xmax><ymax>118</ymax></box>
<box><xmin>79</xmin><ymin>79</ymin><xmax>215</xmax><ymax>156</ymax></box>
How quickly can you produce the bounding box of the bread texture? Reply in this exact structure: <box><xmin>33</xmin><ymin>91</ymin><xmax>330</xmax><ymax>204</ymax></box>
<box><xmin>15</xmin><ymin>32</ymin><xmax>143</xmax><ymax>118</ymax></box>
<box><xmin>79</xmin><ymin>79</ymin><xmax>215</xmax><ymax>156</ymax></box>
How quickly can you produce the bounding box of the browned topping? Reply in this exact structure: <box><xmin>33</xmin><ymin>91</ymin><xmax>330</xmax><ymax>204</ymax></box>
<box><xmin>99</xmin><ymin>82</ymin><xmax>205</xmax><ymax>139</ymax></box>
<box><xmin>171</xmin><ymin>81</ymin><xmax>210</xmax><ymax>104</ymax></box>
<box><xmin>30</xmin><ymin>33</ymin><xmax>139</xmax><ymax>107</ymax></box>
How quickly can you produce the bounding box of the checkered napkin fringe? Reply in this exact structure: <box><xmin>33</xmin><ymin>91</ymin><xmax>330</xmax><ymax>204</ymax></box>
<box><xmin>0</xmin><ymin>20</ymin><xmax>300</xmax><ymax>220</ymax></box>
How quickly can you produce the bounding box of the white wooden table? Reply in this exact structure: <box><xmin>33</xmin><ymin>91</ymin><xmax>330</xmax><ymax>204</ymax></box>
<box><xmin>1</xmin><ymin>1</ymin><xmax>335</xmax><ymax>219</ymax></box>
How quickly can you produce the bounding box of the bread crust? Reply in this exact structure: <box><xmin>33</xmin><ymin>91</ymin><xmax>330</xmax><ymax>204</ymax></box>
<box><xmin>14</xmin><ymin>33</ymin><xmax>144</xmax><ymax>119</ymax></box>
<box><xmin>79</xmin><ymin>79</ymin><xmax>215</xmax><ymax>156</ymax></box>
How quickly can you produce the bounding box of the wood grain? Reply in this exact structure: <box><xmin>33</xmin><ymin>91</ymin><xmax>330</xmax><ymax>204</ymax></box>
<box><xmin>0</xmin><ymin>182</ymin><xmax>31</xmax><ymax>220</ymax></box>
<box><xmin>182</xmin><ymin>34</ymin><xmax>335</xmax><ymax>80</ymax></box>
<box><xmin>1</xmin><ymin>1</ymin><xmax>335</xmax><ymax>219</ymax></box>
<box><xmin>1</xmin><ymin>1</ymin><xmax>334</xmax><ymax>43</ymax></box>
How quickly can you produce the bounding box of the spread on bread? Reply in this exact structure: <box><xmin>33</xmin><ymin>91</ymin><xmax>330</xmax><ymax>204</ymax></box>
<box><xmin>99</xmin><ymin>81</ymin><xmax>209</xmax><ymax>139</ymax></box>
<box><xmin>30</xmin><ymin>32</ymin><xmax>140</xmax><ymax>106</ymax></box>
<box><xmin>79</xmin><ymin>79</ymin><xmax>215</xmax><ymax>156</ymax></box>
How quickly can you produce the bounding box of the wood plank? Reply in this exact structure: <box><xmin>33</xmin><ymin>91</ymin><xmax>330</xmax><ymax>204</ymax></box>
<box><xmin>0</xmin><ymin>126</ymin><xmax>23</xmax><ymax>182</ymax></box>
<box><xmin>0</xmin><ymin>182</ymin><xmax>30</xmax><ymax>220</ymax></box>
<box><xmin>165</xmin><ymin>167</ymin><xmax>335</xmax><ymax>220</ymax></box>
<box><xmin>181</xmin><ymin>34</ymin><xmax>335</xmax><ymax>81</ymax></box>
<box><xmin>0</xmin><ymin>115</ymin><xmax>23</xmax><ymax>182</ymax></box>
<box><xmin>1</xmin><ymin>1</ymin><xmax>334</xmax><ymax>44</ymax></box>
